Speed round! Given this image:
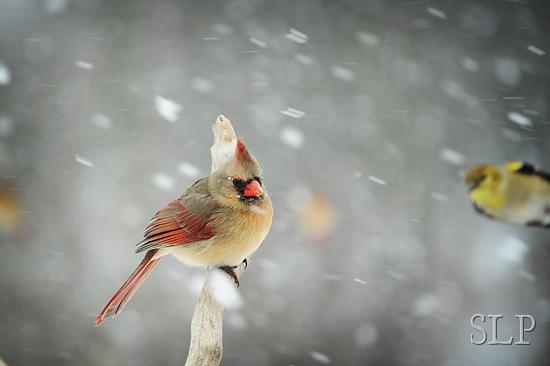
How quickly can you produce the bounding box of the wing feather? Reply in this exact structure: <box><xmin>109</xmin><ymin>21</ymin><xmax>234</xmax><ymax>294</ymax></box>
<box><xmin>135</xmin><ymin>195</ymin><xmax>217</xmax><ymax>253</ymax></box>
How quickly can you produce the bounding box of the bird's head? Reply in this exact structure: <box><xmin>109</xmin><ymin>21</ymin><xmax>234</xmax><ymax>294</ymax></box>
<box><xmin>465</xmin><ymin>164</ymin><xmax>502</xmax><ymax>193</ymax></box>
<box><xmin>210</xmin><ymin>137</ymin><xmax>267</xmax><ymax>209</ymax></box>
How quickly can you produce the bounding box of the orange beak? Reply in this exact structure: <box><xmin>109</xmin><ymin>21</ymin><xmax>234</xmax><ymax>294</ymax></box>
<box><xmin>243</xmin><ymin>179</ymin><xmax>263</xmax><ymax>197</ymax></box>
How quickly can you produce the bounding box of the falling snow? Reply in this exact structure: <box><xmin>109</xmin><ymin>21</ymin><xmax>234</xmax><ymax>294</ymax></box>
<box><xmin>249</xmin><ymin>37</ymin><xmax>267</xmax><ymax>48</ymax></box>
<box><xmin>0</xmin><ymin>62</ymin><xmax>11</xmax><ymax>86</ymax></box>
<box><xmin>280</xmin><ymin>126</ymin><xmax>304</xmax><ymax>149</ymax></box>
<box><xmin>440</xmin><ymin>148</ymin><xmax>465</xmax><ymax>165</ymax></box>
<box><xmin>507</xmin><ymin>111</ymin><xmax>533</xmax><ymax>127</ymax></box>
<box><xmin>354</xmin><ymin>323</ymin><xmax>378</xmax><ymax>347</ymax></box>
<box><xmin>3</xmin><ymin>2</ymin><xmax>550</xmax><ymax>366</ymax></box>
<box><xmin>427</xmin><ymin>7</ymin><xmax>447</xmax><ymax>19</ymax></box>
<box><xmin>74</xmin><ymin>154</ymin><xmax>94</xmax><ymax>167</ymax></box>
<box><xmin>178</xmin><ymin>162</ymin><xmax>201</xmax><ymax>179</ymax></box>
<box><xmin>331</xmin><ymin>65</ymin><xmax>355</xmax><ymax>82</ymax></box>
<box><xmin>368</xmin><ymin>175</ymin><xmax>386</xmax><ymax>186</ymax></box>
<box><xmin>190</xmin><ymin>77</ymin><xmax>215</xmax><ymax>94</ymax></box>
<box><xmin>154</xmin><ymin>95</ymin><xmax>182</xmax><ymax>123</ymax></box>
<box><xmin>294</xmin><ymin>53</ymin><xmax>313</xmax><ymax>65</ymax></box>
<box><xmin>285</xmin><ymin>28</ymin><xmax>308</xmax><ymax>44</ymax></box>
<box><xmin>92</xmin><ymin>113</ymin><xmax>111</xmax><ymax>129</ymax></box>
<box><xmin>356</xmin><ymin>31</ymin><xmax>380</xmax><ymax>47</ymax></box>
<box><xmin>280</xmin><ymin>107</ymin><xmax>305</xmax><ymax>119</ymax></box>
<box><xmin>209</xmin><ymin>269</ymin><xmax>244</xmax><ymax>310</ymax></box>
<box><xmin>499</xmin><ymin>237</ymin><xmax>529</xmax><ymax>264</ymax></box>
<box><xmin>310</xmin><ymin>351</ymin><xmax>331</xmax><ymax>364</ymax></box>
<box><xmin>152</xmin><ymin>173</ymin><xmax>175</xmax><ymax>192</ymax></box>
<box><xmin>76</xmin><ymin>60</ymin><xmax>94</xmax><ymax>70</ymax></box>
<box><xmin>527</xmin><ymin>45</ymin><xmax>545</xmax><ymax>56</ymax></box>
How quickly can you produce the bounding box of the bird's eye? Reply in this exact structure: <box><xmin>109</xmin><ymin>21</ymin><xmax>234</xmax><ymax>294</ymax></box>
<box><xmin>232</xmin><ymin>178</ymin><xmax>247</xmax><ymax>191</ymax></box>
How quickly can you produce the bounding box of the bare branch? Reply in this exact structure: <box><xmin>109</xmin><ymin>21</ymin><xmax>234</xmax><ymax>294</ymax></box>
<box><xmin>184</xmin><ymin>262</ymin><xmax>247</xmax><ymax>366</ymax></box>
<box><xmin>184</xmin><ymin>115</ymin><xmax>245</xmax><ymax>366</ymax></box>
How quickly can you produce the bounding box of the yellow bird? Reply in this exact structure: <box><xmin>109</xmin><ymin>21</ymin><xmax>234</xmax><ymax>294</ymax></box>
<box><xmin>465</xmin><ymin>161</ymin><xmax>550</xmax><ymax>228</ymax></box>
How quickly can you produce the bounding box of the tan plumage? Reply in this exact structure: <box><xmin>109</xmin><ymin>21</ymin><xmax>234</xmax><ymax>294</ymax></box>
<box><xmin>465</xmin><ymin>161</ymin><xmax>550</xmax><ymax>228</ymax></box>
<box><xmin>95</xmin><ymin>137</ymin><xmax>272</xmax><ymax>326</ymax></box>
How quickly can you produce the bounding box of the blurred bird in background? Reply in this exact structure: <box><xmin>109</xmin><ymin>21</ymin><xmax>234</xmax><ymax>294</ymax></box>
<box><xmin>0</xmin><ymin>183</ymin><xmax>25</xmax><ymax>242</ymax></box>
<box><xmin>465</xmin><ymin>161</ymin><xmax>550</xmax><ymax>228</ymax></box>
<box><xmin>95</xmin><ymin>128</ymin><xmax>273</xmax><ymax>326</ymax></box>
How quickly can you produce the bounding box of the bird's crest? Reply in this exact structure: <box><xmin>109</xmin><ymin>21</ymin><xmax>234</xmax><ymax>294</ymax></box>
<box><xmin>236</xmin><ymin>137</ymin><xmax>255</xmax><ymax>165</ymax></box>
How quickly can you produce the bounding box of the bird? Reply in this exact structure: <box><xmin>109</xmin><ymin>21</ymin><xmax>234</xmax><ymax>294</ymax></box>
<box><xmin>95</xmin><ymin>137</ymin><xmax>273</xmax><ymax>326</ymax></box>
<box><xmin>465</xmin><ymin>161</ymin><xmax>550</xmax><ymax>228</ymax></box>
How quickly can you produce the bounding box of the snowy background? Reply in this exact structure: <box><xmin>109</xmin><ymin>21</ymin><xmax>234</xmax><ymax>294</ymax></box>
<box><xmin>1</xmin><ymin>0</ymin><xmax>550</xmax><ymax>365</ymax></box>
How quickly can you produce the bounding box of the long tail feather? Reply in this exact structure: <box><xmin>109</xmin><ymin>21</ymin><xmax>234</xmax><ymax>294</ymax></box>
<box><xmin>95</xmin><ymin>250</ymin><xmax>161</xmax><ymax>326</ymax></box>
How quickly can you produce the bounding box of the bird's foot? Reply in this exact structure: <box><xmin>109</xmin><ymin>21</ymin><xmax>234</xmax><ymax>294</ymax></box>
<box><xmin>242</xmin><ymin>258</ymin><xmax>248</xmax><ymax>269</ymax></box>
<box><xmin>218</xmin><ymin>266</ymin><xmax>240</xmax><ymax>288</ymax></box>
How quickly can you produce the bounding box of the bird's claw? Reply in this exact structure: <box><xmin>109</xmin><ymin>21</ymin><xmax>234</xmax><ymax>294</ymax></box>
<box><xmin>218</xmin><ymin>266</ymin><xmax>240</xmax><ymax>288</ymax></box>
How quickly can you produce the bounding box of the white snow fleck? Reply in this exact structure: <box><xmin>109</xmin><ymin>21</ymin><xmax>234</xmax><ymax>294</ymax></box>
<box><xmin>331</xmin><ymin>65</ymin><xmax>355</xmax><ymax>82</ymax></box>
<box><xmin>495</xmin><ymin>58</ymin><xmax>521</xmax><ymax>86</ymax></box>
<box><xmin>280</xmin><ymin>126</ymin><xmax>304</xmax><ymax>149</ymax></box>
<box><xmin>76</xmin><ymin>60</ymin><xmax>94</xmax><ymax>70</ymax></box>
<box><xmin>460</xmin><ymin>57</ymin><xmax>479</xmax><ymax>72</ymax></box>
<box><xmin>45</xmin><ymin>0</ymin><xmax>67</xmax><ymax>13</ymax></box>
<box><xmin>74</xmin><ymin>154</ymin><xmax>94</xmax><ymax>168</ymax></box>
<box><xmin>152</xmin><ymin>173</ymin><xmax>175</xmax><ymax>192</ymax></box>
<box><xmin>368</xmin><ymin>175</ymin><xmax>386</xmax><ymax>186</ymax></box>
<box><xmin>280</xmin><ymin>107</ymin><xmax>305</xmax><ymax>119</ymax></box>
<box><xmin>154</xmin><ymin>95</ymin><xmax>182</xmax><ymax>123</ymax></box>
<box><xmin>310</xmin><ymin>351</ymin><xmax>331</xmax><ymax>364</ymax></box>
<box><xmin>0</xmin><ymin>62</ymin><xmax>11</xmax><ymax>86</ymax></box>
<box><xmin>92</xmin><ymin>113</ymin><xmax>111</xmax><ymax>129</ymax></box>
<box><xmin>249</xmin><ymin>37</ymin><xmax>266</xmax><ymax>48</ymax></box>
<box><xmin>354</xmin><ymin>171</ymin><xmax>362</xmax><ymax>178</ymax></box>
<box><xmin>412</xmin><ymin>293</ymin><xmax>440</xmax><ymax>317</ymax></box>
<box><xmin>527</xmin><ymin>45</ymin><xmax>545</xmax><ymax>56</ymax></box>
<box><xmin>499</xmin><ymin>236</ymin><xmax>529</xmax><ymax>264</ymax></box>
<box><xmin>294</xmin><ymin>53</ymin><xmax>313</xmax><ymax>65</ymax></box>
<box><xmin>427</xmin><ymin>7</ymin><xmax>447</xmax><ymax>19</ymax></box>
<box><xmin>178</xmin><ymin>162</ymin><xmax>201</xmax><ymax>179</ymax></box>
<box><xmin>0</xmin><ymin>116</ymin><xmax>13</xmax><ymax>137</ymax></box>
<box><xmin>285</xmin><ymin>28</ymin><xmax>309</xmax><ymax>44</ymax></box>
<box><xmin>507</xmin><ymin>111</ymin><xmax>532</xmax><ymax>127</ymax></box>
<box><xmin>353</xmin><ymin>277</ymin><xmax>367</xmax><ymax>285</ymax></box>
<box><xmin>440</xmin><ymin>148</ymin><xmax>465</xmax><ymax>165</ymax></box>
<box><xmin>209</xmin><ymin>269</ymin><xmax>243</xmax><ymax>310</ymax></box>
<box><xmin>430</xmin><ymin>192</ymin><xmax>448</xmax><ymax>202</ymax></box>
<box><xmin>356</xmin><ymin>31</ymin><xmax>380</xmax><ymax>47</ymax></box>
<box><xmin>202</xmin><ymin>37</ymin><xmax>219</xmax><ymax>41</ymax></box>
<box><xmin>441</xmin><ymin>79</ymin><xmax>465</xmax><ymax>99</ymax></box>
<box><xmin>354</xmin><ymin>323</ymin><xmax>378</xmax><ymax>347</ymax></box>
<box><xmin>212</xmin><ymin>23</ymin><xmax>232</xmax><ymax>35</ymax></box>
<box><xmin>190</xmin><ymin>77</ymin><xmax>215</xmax><ymax>94</ymax></box>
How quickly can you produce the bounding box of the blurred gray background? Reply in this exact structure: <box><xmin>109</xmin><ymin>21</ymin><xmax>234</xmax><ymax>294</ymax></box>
<box><xmin>1</xmin><ymin>0</ymin><xmax>550</xmax><ymax>365</ymax></box>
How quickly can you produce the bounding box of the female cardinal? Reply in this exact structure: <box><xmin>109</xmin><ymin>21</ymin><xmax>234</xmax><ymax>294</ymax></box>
<box><xmin>95</xmin><ymin>137</ymin><xmax>273</xmax><ymax>326</ymax></box>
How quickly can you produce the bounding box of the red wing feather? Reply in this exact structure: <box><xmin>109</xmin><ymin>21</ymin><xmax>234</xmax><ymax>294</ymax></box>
<box><xmin>136</xmin><ymin>198</ymin><xmax>215</xmax><ymax>253</ymax></box>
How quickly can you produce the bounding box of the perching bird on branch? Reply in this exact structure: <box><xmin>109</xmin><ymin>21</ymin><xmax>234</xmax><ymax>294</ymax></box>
<box><xmin>95</xmin><ymin>135</ymin><xmax>273</xmax><ymax>326</ymax></box>
<box><xmin>465</xmin><ymin>161</ymin><xmax>550</xmax><ymax>228</ymax></box>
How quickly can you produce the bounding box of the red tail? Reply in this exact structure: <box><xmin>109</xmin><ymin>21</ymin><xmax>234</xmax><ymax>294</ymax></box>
<box><xmin>95</xmin><ymin>250</ymin><xmax>162</xmax><ymax>326</ymax></box>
